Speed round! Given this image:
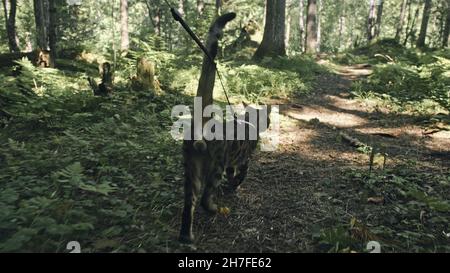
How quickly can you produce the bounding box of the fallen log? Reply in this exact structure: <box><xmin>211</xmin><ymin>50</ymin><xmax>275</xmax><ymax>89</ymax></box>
<box><xmin>0</xmin><ymin>49</ymin><xmax>52</xmax><ymax>68</ymax></box>
<box><xmin>339</xmin><ymin>131</ymin><xmax>366</xmax><ymax>148</ymax></box>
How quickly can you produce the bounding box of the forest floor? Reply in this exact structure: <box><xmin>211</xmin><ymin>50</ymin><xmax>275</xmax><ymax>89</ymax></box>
<box><xmin>178</xmin><ymin>63</ymin><xmax>450</xmax><ymax>253</ymax></box>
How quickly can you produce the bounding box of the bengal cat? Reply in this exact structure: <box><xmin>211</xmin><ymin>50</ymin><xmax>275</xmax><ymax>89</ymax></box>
<box><xmin>179</xmin><ymin>13</ymin><xmax>271</xmax><ymax>244</ymax></box>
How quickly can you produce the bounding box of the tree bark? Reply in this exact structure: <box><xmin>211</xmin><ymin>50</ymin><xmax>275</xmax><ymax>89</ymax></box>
<box><xmin>299</xmin><ymin>0</ymin><xmax>305</xmax><ymax>52</ymax></box>
<box><xmin>367</xmin><ymin>0</ymin><xmax>376</xmax><ymax>42</ymax></box>
<box><xmin>48</xmin><ymin>0</ymin><xmax>57</xmax><ymax>67</ymax></box>
<box><xmin>316</xmin><ymin>0</ymin><xmax>321</xmax><ymax>52</ymax></box>
<box><xmin>33</xmin><ymin>0</ymin><xmax>49</xmax><ymax>50</ymax></box>
<box><xmin>254</xmin><ymin>0</ymin><xmax>286</xmax><ymax>59</ymax></box>
<box><xmin>144</xmin><ymin>0</ymin><xmax>161</xmax><ymax>36</ymax></box>
<box><xmin>120</xmin><ymin>0</ymin><xmax>129</xmax><ymax>52</ymax></box>
<box><xmin>416</xmin><ymin>0</ymin><xmax>432</xmax><ymax>48</ymax></box>
<box><xmin>375</xmin><ymin>0</ymin><xmax>384</xmax><ymax>38</ymax></box>
<box><xmin>338</xmin><ymin>2</ymin><xmax>345</xmax><ymax>50</ymax></box>
<box><xmin>403</xmin><ymin>0</ymin><xmax>419</xmax><ymax>46</ymax></box>
<box><xmin>285</xmin><ymin>0</ymin><xmax>292</xmax><ymax>50</ymax></box>
<box><xmin>305</xmin><ymin>0</ymin><xmax>317</xmax><ymax>54</ymax></box>
<box><xmin>443</xmin><ymin>1</ymin><xmax>450</xmax><ymax>47</ymax></box>
<box><xmin>33</xmin><ymin>0</ymin><xmax>57</xmax><ymax>67</ymax></box>
<box><xmin>215</xmin><ymin>0</ymin><xmax>221</xmax><ymax>16</ymax></box>
<box><xmin>155</xmin><ymin>8</ymin><xmax>161</xmax><ymax>36</ymax></box>
<box><xmin>395</xmin><ymin>0</ymin><xmax>408</xmax><ymax>41</ymax></box>
<box><xmin>2</xmin><ymin>0</ymin><xmax>20</xmax><ymax>52</ymax></box>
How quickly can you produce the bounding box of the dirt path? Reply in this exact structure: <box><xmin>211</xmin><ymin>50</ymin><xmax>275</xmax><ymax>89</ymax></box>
<box><xmin>179</xmin><ymin>64</ymin><xmax>449</xmax><ymax>252</ymax></box>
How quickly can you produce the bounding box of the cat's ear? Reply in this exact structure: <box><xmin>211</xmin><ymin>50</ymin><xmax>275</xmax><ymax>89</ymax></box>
<box><xmin>242</xmin><ymin>101</ymin><xmax>248</xmax><ymax>108</ymax></box>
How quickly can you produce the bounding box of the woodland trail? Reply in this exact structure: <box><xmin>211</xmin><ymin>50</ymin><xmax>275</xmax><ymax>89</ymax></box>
<box><xmin>178</xmin><ymin>63</ymin><xmax>450</xmax><ymax>253</ymax></box>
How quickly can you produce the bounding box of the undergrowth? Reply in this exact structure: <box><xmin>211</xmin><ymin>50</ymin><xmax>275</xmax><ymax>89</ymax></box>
<box><xmin>0</xmin><ymin>58</ymin><xmax>188</xmax><ymax>252</ymax></box>
<box><xmin>343</xmin><ymin>40</ymin><xmax>450</xmax><ymax>116</ymax></box>
<box><xmin>0</xmin><ymin>50</ymin><xmax>317</xmax><ymax>252</ymax></box>
<box><xmin>315</xmin><ymin>164</ymin><xmax>450</xmax><ymax>253</ymax></box>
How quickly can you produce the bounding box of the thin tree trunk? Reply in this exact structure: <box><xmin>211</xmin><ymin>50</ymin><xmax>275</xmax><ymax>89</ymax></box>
<box><xmin>437</xmin><ymin>4</ymin><xmax>447</xmax><ymax>46</ymax></box>
<box><xmin>34</xmin><ymin>0</ymin><xmax>49</xmax><ymax>50</ymax></box>
<box><xmin>2</xmin><ymin>0</ymin><xmax>20</xmax><ymax>52</ymax></box>
<box><xmin>48</xmin><ymin>0</ymin><xmax>57</xmax><ymax>67</ymax></box>
<box><xmin>263</xmin><ymin>0</ymin><xmax>267</xmax><ymax>27</ymax></box>
<box><xmin>254</xmin><ymin>0</ymin><xmax>286</xmax><ymax>59</ymax></box>
<box><xmin>404</xmin><ymin>1</ymin><xmax>419</xmax><ymax>46</ymax></box>
<box><xmin>299</xmin><ymin>0</ymin><xmax>305</xmax><ymax>52</ymax></box>
<box><xmin>285</xmin><ymin>0</ymin><xmax>292</xmax><ymax>51</ymax></box>
<box><xmin>338</xmin><ymin>3</ymin><xmax>345</xmax><ymax>51</ymax></box>
<box><xmin>215</xmin><ymin>0</ymin><xmax>221</xmax><ymax>16</ymax></box>
<box><xmin>145</xmin><ymin>0</ymin><xmax>161</xmax><ymax>37</ymax></box>
<box><xmin>24</xmin><ymin>32</ymin><xmax>33</xmax><ymax>52</ymax></box>
<box><xmin>120</xmin><ymin>0</ymin><xmax>129</xmax><ymax>52</ymax></box>
<box><xmin>375</xmin><ymin>0</ymin><xmax>384</xmax><ymax>38</ymax></box>
<box><xmin>367</xmin><ymin>0</ymin><xmax>376</xmax><ymax>42</ymax></box>
<box><xmin>33</xmin><ymin>0</ymin><xmax>56</xmax><ymax>67</ymax></box>
<box><xmin>442</xmin><ymin>1</ymin><xmax>450</xmax><ymax>47</ymax></box>
<box><xmin>167</xmin><ymin>16</ymin><xmax>172</xmax><ymax>51</ymax></box>
<box><xmin>417</xmin><ymin>0</ymin><xmax>432</xmax><ymax>48</ymax></box>
<box><xmin>395</xmin><ymin>0</ymin><xmax>408</xmax><ymax>41</ymax></box>
<box><xmin>155</xmin><ymin>8</ymin><xmax>161</xmax><ymax>36</ymax></box>
<box><xmin>305</xmin><ymin>0</ymin><xmax>317</xmax><ymax>54</ymax></box>
<box><xmin>316</xmin><ymin>0</ymin><xmax>321</xmax><ymax>52</ymax></box>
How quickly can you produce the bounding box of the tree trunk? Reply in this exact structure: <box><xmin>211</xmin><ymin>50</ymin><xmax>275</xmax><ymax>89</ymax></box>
<box><xmin>299</xmin><ymin>0</ymin><xmax>305</xmax><ymax>52</ymax></box>
<box><xmin>155</xmin><ymin>8</ymin><xmax>161</xmax><ymax>36</ymax></box>
<box><xmin>24</xmin><ymin>32</ymin><xmax>33</xmax><ymax>52</ymax></box>
<box><xmin>215</xmin><ymin>0</ymin><xmax>221</xmax><ymax>16</ymax></box>
<box><xmin>48</xmin><ymin>0</ymin><xmax>57</xmax><ymax>67</ymax></box>
<box><xmin>34</xmin><ymin>0</ymin><xmax>49</xmax><ymax>50</ymax></box>
<box><xmin>367</xmin><ymin>0</ymin><xmax>376</xmax><ymax>42</ymax></box>
<box><xmin>442</xmin><ymin>1</ymin><xmax>450</xmax><ymax>47</ymax></box>
<box><xmin>120</xmin><ymin>0</ymin><xmax>129</xmax><ymax>52</ymax></box>
<box><xmin>338</xmin><ymin>3</ymin><xmax>345</xmax><ymax>50</ymax></box>
<box><xmin>254</xmin><ymin>0</ymin><xmax>286</xmax><ymax>59</ymax></box>
<box><xmin>33</xmin><ymin>0</ymin><xmax>56</xmax><ymax>67</ymax></box>
<box><xmin>144</xmin><ymin>0</ymin><xmax>161</xmax><ymax>36</ymax></box>
<box><xmin>285</xmin><ymin>0</ymin><xmax>292</xmax><ymax>51</ymax></box>
<box><xmin>404</xmin><ymin>1</ymin><xmax>419</xmax><ymax>46</ymax></box>
<box><xmin>375</xmin><ymin>0</ymin><xmax>384</xmax><ymax>38</ymax></box>
<box><xmin>316</xmin><ymin>0</ymin><xmax>321</xmax><ymax>52</ymax></box>
<box><xmin>395</xmin><ymin>0</ymin><xmax>408</xmax><ymax>41</ymax></box>
<box><xmin>417</xmin><ymin>0</ymin><xmax>432</xmax><ymax>48</ymax></box>
<box><xmin>305</xmin><ymin>0</ymin><xmax>317</xmax><ymax>54</ymax></box>
<box><xmin>2</xmin><ymin>0</ymin><xmax>20</xmax><ymax>52</ymax></box>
